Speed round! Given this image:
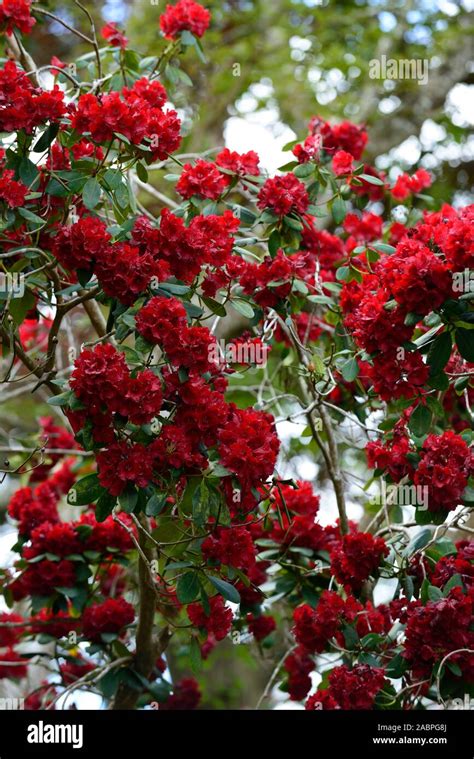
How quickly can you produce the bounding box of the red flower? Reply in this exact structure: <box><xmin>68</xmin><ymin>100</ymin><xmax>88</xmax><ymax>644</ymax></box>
<box><xmin>95</xmin><ymin>243</ymin><xmax>158</xmax><ymax>306</ymax></box>
<box><xmin>382</xmin><ymin>239</ymin><xmax>453</xmax><ymax>315</ymax></box>
<box><xmin>247</xmin><ymin>613</ymin><xmax>276</xmax><ymax>641</ymax></box>
<box><xmin>293</xmin><ymin>134</ymin><xmax>321</xmax><ymax>163</ymax></box>
<box><xmin>0</xmin><ymin>649</ymin><xmax>27</xmax><ymax>680</ymax></box>
<box><xmin>309</xmin><ymin>664</ymin><xmax>388</xmax><ymax>710</ymax></box>
<box><xmin>11</xmin><ymin>559</ymin><xmax>76</xmax><ymax>600</ymax></box>
<box><xmin>82</xmin><ymin>598</ymin><xmax>135</xmax><ymax>642</ymax></box>
<box><xmin>0</xmin><ymin>169</ymin><xmax>27</xmax><ymax>207</ymax></box>
<box><xmin>216</xmin><ymin>148</ymin><xmax>260</xmax><ymax>176</ymax></box>
<box><xmin>0</xmin><ymin>62</ymin><xmax>65</xmax><ymax>134</ymax></box>
<box><xmin>8</xmin><ymin>483</ymin><xmax>59</xmax><ymax>537</ymax></box>
<box><xmin>97</xmin><ymin>441</ymin><xmax>154</xmax><ymax>496</ymax></box>
<box><xmin>52</xmin><ymin>216</ymin><xmax>111</xmax><ymax>271</ymax></box>
<box><xmin>136</xmin><ymin>295</ymin><xmax>188</xmax><ymax>345</ymax></box>
<box><xmin>257</xmin><ymin>173</ymin><xmax>309</xmax><ymax>217</ymax></box>
<box><xmin>0</xmin><ymin>612</ymin><xmax>24</xmax><ymax>646</ymax></box>
<box><xmin>161</xmin><ymin>677</ymin><xmax>201</xmax><ymax>709</ymax></box>
<box><xmin>284</xmin><ymin>646</ymin><xmax>314</xmax><ymax>700</ymax></box>
<box><xmin>413</xmin><ymin>431</ymin><xmax>473</xmax><ymax>512</ymax></box>
<box><xmin>101</xmin><ymin>22</ymin><xmax>128</xmax><ymax>48</ymax></box>
<box><xmin>187</xmin><ymin>595</ymin><xmax>233</xmax><ymax>641</ymax></box>
<box><xmin>30</xmin><ymin>609</ymin><xmax>79</xmax><ymax>639</ymax></box>
<box><xmin>330</xmin><ymin>533</ymin><xmax>389</xmax><ymax>591</ymax></box>
<box><xmin>176</xmin><ymin>159</ymin><xmax>229</xmax><ymax>200</ymax></box>
<box><xmin>24</xmin><ymin>522</ymin><xmax>81</xmax><ymax>559</ymax></box>
<box><xmin>392</xmin><ymin>169</ymin><xmax>431</xmax><ymax>200</ymax></box>
<box><xmin>218</xmin><ymin>406</ymin><xmax>279</xmax><ymax>489</ymax></box>
<box><xmin>159</xmin><ymin>0</ymin><xmax>210</xmax><ymax>40</ymax></box>
<box><xmin>293</xmin><ymin>591</ymin><xmax>361</xmax><ymax>652</ymax></box>
<box><xmin>332</xmin><ymin>150</ymin><xmax>354</xmax><ymax>177</ymax></box>
<box><xmin>403</xmin><ymin>588</ymin><xmax>474</xmax><ymax>681</ymax></box>
<box><xmin>202</xmin><ymin>526</ymin><xmax>256</xmax><ymax>570</ymax></box>
<box><xmin>0</xmin><ymin>0</ymin><xmax>35</xmax><ymax>35</ymax></box>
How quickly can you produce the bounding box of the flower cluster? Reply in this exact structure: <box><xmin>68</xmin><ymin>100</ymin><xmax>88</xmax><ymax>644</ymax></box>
<box><xmin>159</xmin><ymin>0</ymin><xmax>210</xmax><ymax>40</ymax></box>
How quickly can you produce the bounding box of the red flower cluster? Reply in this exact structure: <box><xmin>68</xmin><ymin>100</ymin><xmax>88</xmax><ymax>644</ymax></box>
<box><xmin>247</xmin><ymin>613</ymin><xmax>276</xmax><ymax>641</ymax></box>
<box><xmin>0</xmin><ymin>61</ymin><xmax>65</xmax><ymax>134</ymax></box>
<box><xmin>330</xmin><ymin>532</ymin><xmax>388</xmax><ymax>591</ymax></box>
<box><xmin>11</xmin><ymin>558</ymin><xmax>76</xmax><ymax>600</ymax></box>
<box><xmin>176</xmin><ymin>159</ymin><xmax>229</xmax><ymax>200</ymax></box>
<box><xmin>308</xmin><ymin>116</ymin><xmax>368</xmax><ymax>159</ymax></box>
<box><xmin>82</xmin><ymin>598</ymin><xmax>135</xmax><ymax>642</ymax></box>
<box><xmin>159</xmin><ymin>0</ymin><xmax>210</xmax><ymax>40</ymax></box>
<box><xmin>0</xmin><ymin>649</ymin><xmax>28</xmax><ymax>680</ymax></box>
<box><xmin>0</xmin><ymin>169</ymin><xmax>27</xmax><ymax>207</ymax></box>
<box><xmin>382</xmin><ymin>238</ymin><xmax>453</xmax><ymax>315</ymax></box>
<box><xmin>52</xmin><ymin>216</ymin><xmax>111</xmax><ymax>271</ymax></box>
<box><xmin>97</xmin><ymin>442</ymin><xmax>154</xmax><ymax>496</ymax></box>
<box><xmin>391</xmin><ymin>168</ymin><xmax>431</xmax><ymax>200</ymax></box>
<box><xmin>70</xmin><ymin>77</ymin><xmax>181</xmax><ymax>160</ymax></box>
<box><xmin>202</xmin><ymin>526</ymin><xmax>256</xmax><ymax>570</ymax></box>
<box><xmin>216</xmin><ymin>148</ymin><xmax>260</xmax><ymax>176</ymax></box>
<box><xmin>332</xmin><ymin>150</ymin><xmax>354</xmax><ymax>177</ymax></box>
<box><xmin>218</xmin><ymin>406</ymin><xmax>280</xmax><ymax>490</ymax></box>
<box><xmin>161</xmin><ymin>677</ymin><xmax>201</xmax><ymax>710</ymax></box>
<box><xmin>413</xmin><ymin>431</ymin><xmax>472</xmax><ymax>512</ymax></box>
<box><xmin>0</xmin><ymin>612</ymin><xmax>24</xmax><ymax>646</ymax></box>
<box><xmin>8</xmin><ymin>482</ymin><xmax>59</xmax><ymax>537</ymax></box>
<box><xmin>257</xmin><ymin>173</ymin><xmax>309</xmax><ymax>217</ymax></box>
<box><xmin>343</xmin><ymin>211</ymin><xmax>383</xmax><ymax>244</ymax></box>
<box><xmin>187</xmin><ymin>595</ymin><xmax>233</xmax><ymax>641</ymax></box>
<box><xmin>136</xmin><ymin>295</ymin><xmax>216</xmax><ymax>372</ymax></box>
<box><xmin>239</xmin><ymin>249</ymin><xmax>298</xmax><ymax>307</ymax></box>
<box><xmin>101</xmin><ymin>22</ymin><xmax>128</xmax><ymax>48</ymax></box>
<box><xmin>293</xmin><ymin>591</ymin><xmax>360</xmax><ymax>652</ymax></box>
<box><xmin>431</xmin><ymin>540</ymin><xmax>474</xmax><ymax>591</ymax></box>
<box><xmin>293</xmin><ymin>134</ymin><xmax>321</xmax><ymax>164</ymax></box>
<box><xmin>307</xmin><ymin>664</ymin><xmax>388</xmax><ymax>710</ymax></box>
<box><xmin>0</xmin><ymin>0</ymin><xmax>35</xmax><ymax>35</ymax></box>
<box><xmin>284</xmin><ymin>646</ymin><xmax>314</xmax><ymax>700</ymax></box>
<box><xmin>403</xmin><ymin>588</ymin><xmax>474</xmax><ymax>681</ymax></box>
<box><xmin>71</xmin><ymin>343</ymin><xmax>163</xmax><ymax>426</ymax></box>
<box><xmin>132</xmin><ymin>208</ymin><xmax>239</xmax><ymax>283</ymax></box>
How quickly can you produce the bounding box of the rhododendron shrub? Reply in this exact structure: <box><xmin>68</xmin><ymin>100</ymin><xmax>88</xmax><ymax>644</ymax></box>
<box><xmin>0</xmin><ymin>1</ymin><xmax>473</xmax><ymax>713</ymax></box>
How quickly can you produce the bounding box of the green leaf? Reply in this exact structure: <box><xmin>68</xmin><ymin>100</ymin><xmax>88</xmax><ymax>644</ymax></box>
<box><xmin>332</xmin><ymin>197</ymin><xmax>347</xmax><ymax>224</ymax></box>
<box><xmin>208</xmin><ymin>576</ymin><xmax>240</xmax><ymax>604</ymax></box>
<box><xmin>33</xmin><ymin>123</ymin><xmax>59</xmax><ymax>153</ymax></box>
<box><xmin>176</xmin><ymin>572</ymin><xmax>200</xmax><ymax>604</ymax></box>
<box><xmin>335</xmin><ymin>265</ymin><xmax>350</xmax><ymax>282</ymax></box>
<box><xmin>82</xmin><ymin>177</ymin><xmax>101</xmax><ymax>210</ymax></box>
<box><xmin>386</xmin><ymin>653</ymin><xmax>407</xmax><ymax>679</ymax></box>
<box><xmin>67</xmin><ymin>474</ymin><xmax>104</xmax><ymax>506</ymax></box>
<box><xmin>456</xmin><ymin>328</ymin><xmax>474</xmax><ymax>362</ymax></box>
<box><xmin>359</xmin><ymin>173</ymin><xmax>385</xmax><ymax>186</ymax></box>
<box><xmin>202</xmin><ymin>295</ymin><xmax>226</xmax><ymax>317</ymax></box>
<box><xmin>145</xmin><ymin>493</ymin><xmax>168</xmax><ymax>517</ymax></box>
<box><xmin>232</xmin><ymin>299</ymin><xmax>254</xmax><ymax>319</ymax></box>
<box><xmin>47</xmin><ymin>391</ymin><xmax>73</xmax><ymax>407</ymax></box>
<box><xmin>408</xmin><ymin>404</ymin><xmax>431</xmax><ymax>437</ymax></box>
<box><xmin>118</xmin><ymin>485</ymin><xmax>138</xmax><ymax>514</ymax></box>
<box><xmin>427</xmin><ymin>331</ymin><xmax>452</xmax><ymax>375</ymax></box>
<box><xmin>341</xmin><ymin>357</ymin><xmax>359</xmax><ymax>382</ymax></box>
<box><xmin>95</xmin><ymin>491</ymin><xmax>117</xmax><ymax>522</ymax></box>
<box><xmin>294</xmin><ymin>163</ymin><xmax>314</xmax><ymax>178</ymax></box>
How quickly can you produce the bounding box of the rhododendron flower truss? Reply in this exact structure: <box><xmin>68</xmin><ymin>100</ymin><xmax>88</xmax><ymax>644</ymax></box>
<box><xmin>0</xmin><ymin>1</ymin><xmax>473</xmax><ymax>715</ymax></box>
